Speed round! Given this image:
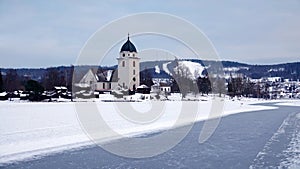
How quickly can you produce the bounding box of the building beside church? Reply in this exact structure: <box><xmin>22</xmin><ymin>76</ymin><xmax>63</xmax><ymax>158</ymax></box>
<box><xmin>76</xmin><ymin>35</ymin><xmax>140</xmax><ymax>92</ymax></box>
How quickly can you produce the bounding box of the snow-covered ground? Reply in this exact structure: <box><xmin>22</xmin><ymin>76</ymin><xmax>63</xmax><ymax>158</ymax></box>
<box><xmin>0</xmin><ymin>99</ymin><xmax>299</xmax><ymax>166</ymax></box>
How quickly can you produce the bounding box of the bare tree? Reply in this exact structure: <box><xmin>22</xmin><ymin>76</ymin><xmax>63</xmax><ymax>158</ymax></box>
<box><xmin>211</xmin><ymin>77</ymin><xmax>226</xmax><ymax>97</ymax></box>
<box><xmin>4</xmin><ymin>69</ymin><xmax>21</xmax><ymax>92</ymax></box>
<box><xmin>173</xmin><ymin>61</ymin><xmax>198</xmax><ymax>97</ymax></box>
<box><xmin>43</xmin><ymin>68</ymin><xmax>60</xmax><ymax>90</ymax></box>
<box><xmin>227</xmin><ymin>75</ymin><xmax>243</xmax><ymax>98</ymax></box>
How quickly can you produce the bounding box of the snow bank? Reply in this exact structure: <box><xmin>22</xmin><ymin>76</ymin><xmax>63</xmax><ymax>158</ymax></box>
<box><xmin>275</xmin><ymin>100</ymin><xmax>300</xmax><ymax>107</ymax></box>
<box><xmin>0</xmin><ymin>102</ymin><xmax>92</xmax><ymax>164</ymax></box>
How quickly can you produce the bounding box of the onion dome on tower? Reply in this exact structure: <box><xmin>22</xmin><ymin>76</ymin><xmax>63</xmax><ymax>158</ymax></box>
<box><xmin>120</xmin><ymin>34</ymin><xmax>137</xmax><ymax>53</ymax></box>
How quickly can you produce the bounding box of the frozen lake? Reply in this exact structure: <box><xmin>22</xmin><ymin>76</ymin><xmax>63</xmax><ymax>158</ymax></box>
<box><xmin>1</xmin><ymin>101</ymin><xmax>300</xmax><ymax>168</ymax></box>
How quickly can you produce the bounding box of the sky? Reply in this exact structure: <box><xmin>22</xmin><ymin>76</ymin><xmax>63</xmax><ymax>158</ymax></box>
<box><xmin>0</xmin><ymin>0</ymin><xmax>299</xmax><ymax>68</ymax></box>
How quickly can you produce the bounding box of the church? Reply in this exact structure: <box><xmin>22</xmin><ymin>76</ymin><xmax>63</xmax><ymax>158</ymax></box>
<box><xmin>77</xmin><ymin>35</ymin><xmax>140</xmax><ymax>92</ymax></box>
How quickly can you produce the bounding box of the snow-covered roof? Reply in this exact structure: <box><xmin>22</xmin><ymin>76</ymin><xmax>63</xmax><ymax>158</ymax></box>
<box><xmin>106</xmin><ymin>70</ymin><xmax>113</xmax><ymax>81</ymax></box>
<box><xmin>267</xmin><ymin>77</ymin><xmax>281</xmax><ymax>82</ymax></box>
<box><xmin>54</xmin><ymin>86</ymin><xmax>67</xmax><ymax>90</ymax></box>
<box><xmin>137</xmin><ymin>85</ymin><xmax>149</xmax><ymax>89</ymax></box>
<box><xmin>159</xmin><ymin>83</ymin><xmax>170</xmax><ymax>87</ymax></box>
<box><xmin>96</xmin><ymin>69</ymin><xmax>117</xmax><ymax>82</ymax></box>
<box><xmin>74</xmin><ymin>83</ymin><xmax>90</xmax><ymax>88</ymax></box>
<box><xmin>0</xmin><ymin>92</ymin><xmax>8</xmax><ymax>96</ymax></box>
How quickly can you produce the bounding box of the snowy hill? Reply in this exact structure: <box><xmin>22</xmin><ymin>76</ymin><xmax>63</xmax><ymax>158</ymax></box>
<box><xmin>141</xmin><ymin>60</ymin><xmax>207</xmax><ymax>80</ymax></box>
<box><xmin>173</xmin><ymin>61</ymin><xmax>206</xmax><ymax>80</ymax></box>
<box><xmin>140</xmin><ymin>60</ymin><xmax>300</xmax><ymax>80</ymax></box>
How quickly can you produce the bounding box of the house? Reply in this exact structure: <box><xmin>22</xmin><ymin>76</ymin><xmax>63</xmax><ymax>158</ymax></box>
<box><xmin>151</xmin><ymin>82</ymin><xmax>171</xmax><ymax>94</ymax></box>
<box><xmin>151</xmin><ymin>83</ymin><xmax>160</xmax><ymax>93</ymax></box>
<box><xmin>136</xmin><ymin>84</ymin><xmax>151</xmax><ymax>94</ymax></box>
<box><xmin>159</xmin><ymin>83</ymin><xmax>171</xmax><ymax>93</ymax></box>
<box><xmin>76</xmin><ymin>68</ymin><xmax>118</xmax><ymax>92</ymax></box>
<box><xmin>0</xmin><ymin>92</ymin><xmax>8</xmax><ymax>100</ymax></box>
<box><xmin>54</xmin><ymin>86</ymin><xmax>67</xmax><ymax>93</ymax></box>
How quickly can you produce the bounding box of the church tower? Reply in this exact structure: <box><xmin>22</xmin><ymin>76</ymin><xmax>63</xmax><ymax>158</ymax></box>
<box><xmin>117</xmin><ymin>34</ymin><xmax>140</xmax><ymax>90</ymax></box>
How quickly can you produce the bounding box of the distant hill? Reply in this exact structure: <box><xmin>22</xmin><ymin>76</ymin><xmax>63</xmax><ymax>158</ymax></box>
<box><xmin>1</xmin><ymin>60</ymin><xmax>299</xmax><ymax>81</ymax></box>
<box><xmin>140</xmin><ymin>60</ymin><xmax>300</xmax><ymax>80</ymax></box>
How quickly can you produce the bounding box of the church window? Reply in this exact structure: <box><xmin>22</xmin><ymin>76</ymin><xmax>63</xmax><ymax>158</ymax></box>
<box><xmin>122</xmin><ymin>53</ymin><xmax>125</xmax><ymax>57</ymax></box>
<box><xmin>103</xmin><ymin>83</ymin><xmax>105</xmax><ymax>89</ymax></box>
<box><xmin>133</xmin><ymin>53</ymin><xmax>135</xmax><ymax>57</ymax></box>
<box><xmin>133</xmin><ymin>61</ymin><xmax>135</xmax><ymax>67</ymax></box>
<box><xmin>122</xmin><ymin>61</ymin><xmax>125</xmax><ymax>67</ymax></box>
<box><xmin>133</xmin><ymin>69</ymin><xmax>135</xmax><ymax>75</ymax></box>
<box><xmin>128</xmin><ymin>54</ymin><xmax>130</xmax><ymax>56</ymax></box>
<box><xmin>109</xmin><ymin>83</ymin><xmax>111</xmax><ymax>89</ymax></box>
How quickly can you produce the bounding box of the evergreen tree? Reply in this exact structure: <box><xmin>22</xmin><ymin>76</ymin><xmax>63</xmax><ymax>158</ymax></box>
<box><xmin>67</xmin><ymin>65</ymin><xmax>74</xmax><ymax>90</ymax></box>
<box><xmin>25</xmin><ymin>80</ymin><xmax>45</xmax><ymax>101</ymax></box>
<box><xmin>0</xmin><ymin>69</ymin><xmax>3</xmax><ymax>92</ymax></box>
<box><xmin>197</xmin><ymin>76</ymin><xmax>212</xmax><ymax>95</ymax></box>
<box><xmin>25</xmin><ymin>80</ymin><xmax>44</xmax><ymax>94</ymax></box>
<box><xmin>140</xmin><ymin>68</ymin><xmax>154</xmax><ymax>88</ymax></box>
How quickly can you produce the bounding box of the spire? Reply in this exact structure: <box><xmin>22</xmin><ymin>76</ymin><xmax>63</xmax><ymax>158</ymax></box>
<box><xmin>128</xmin><ymin>33</ymin><xmax>130</xmax><ymax>40</ymax></box>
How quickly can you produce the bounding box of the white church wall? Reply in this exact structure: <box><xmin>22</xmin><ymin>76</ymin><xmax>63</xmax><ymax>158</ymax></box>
<box><xmin>117</xmin><ymin>51</ymin><xmax>140</xmax><ymax>90</ymax></box>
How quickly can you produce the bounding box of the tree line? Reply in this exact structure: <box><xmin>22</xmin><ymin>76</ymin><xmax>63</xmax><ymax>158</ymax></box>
<box><xmin>169</xmin><ymin>63</ymin><xmax>267</xmax><ymax>98</ymax></box>
<box><xmin>0</xmin><ymin>65</ymin><xmax>277</xmax><ymax>99</ymax></box>
<box><xmin>0</xmin><ymin>66</ymin><xmax>74</xmax><ymax>93</ymax></box>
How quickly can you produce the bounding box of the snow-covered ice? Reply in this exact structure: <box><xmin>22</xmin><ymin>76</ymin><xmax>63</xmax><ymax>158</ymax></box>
<box><xmin>0</xmin><ymin>98</ymin><xmax>299</xmax><ymax>166</ymax></box>
<box><xmin>250</xmin><ymin>109</ymin><xmax>300</xmax><ymax>169</ymax></box>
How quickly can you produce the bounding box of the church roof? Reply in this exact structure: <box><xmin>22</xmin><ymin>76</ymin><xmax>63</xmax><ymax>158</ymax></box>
<box><xmin>97</xmin><ymin>69</ymin><xmax>118</xmax><ymax>82</ymax></box>
<box><xmin>120</xmin><ymin>35</ymin><xmax>137</xmax><ymax>53</ymax></box>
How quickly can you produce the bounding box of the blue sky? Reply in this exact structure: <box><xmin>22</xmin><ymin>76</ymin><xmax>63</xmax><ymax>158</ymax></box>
<box><xmin>0</xmin><ymin>0</ymin><xmax>299</xmax><ymax>68</ymax></box>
